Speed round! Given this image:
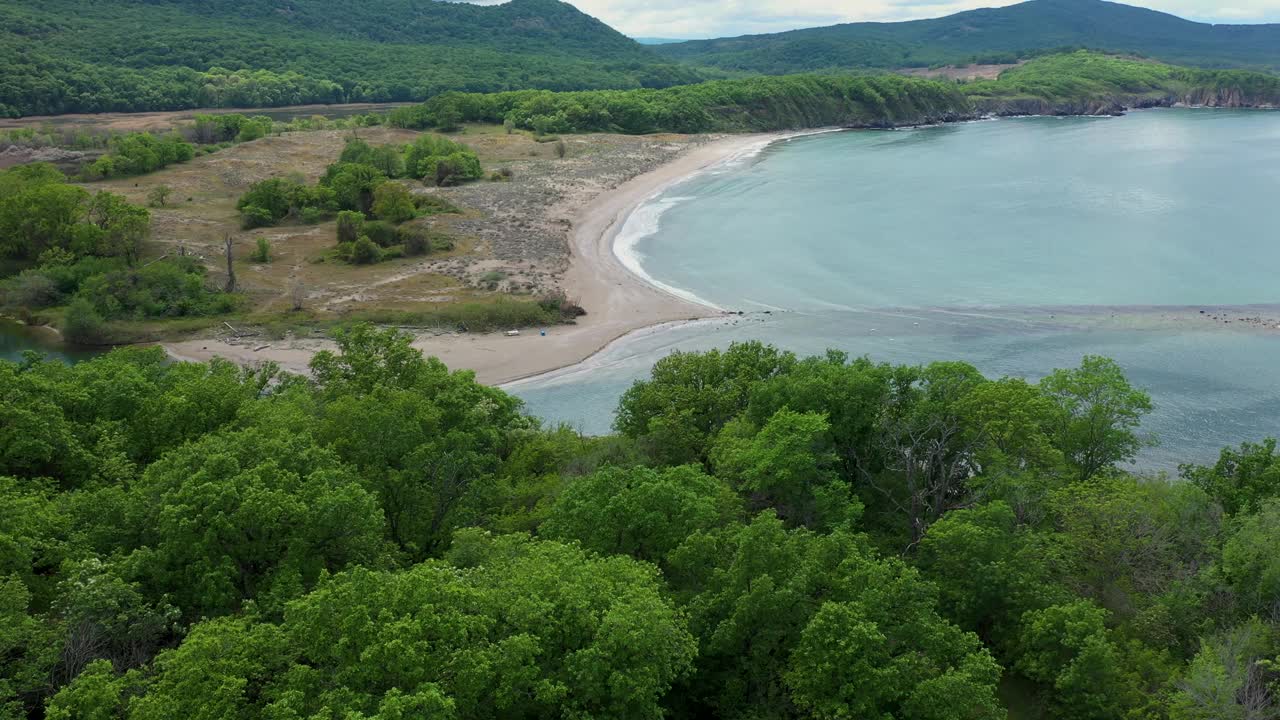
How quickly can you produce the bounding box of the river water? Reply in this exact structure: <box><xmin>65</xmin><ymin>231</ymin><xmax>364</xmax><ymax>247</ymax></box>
<box><xmin>509</xmin><ymin>109</ymin><xmax>1280</xmax><ymax>470</ymax></box>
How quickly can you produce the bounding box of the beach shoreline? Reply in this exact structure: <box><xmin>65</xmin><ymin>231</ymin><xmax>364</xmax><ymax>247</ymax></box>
<box><xmin>163</xmin><ymin>131</ymin><xmax>801</xmax><ymax>384</ymax></box>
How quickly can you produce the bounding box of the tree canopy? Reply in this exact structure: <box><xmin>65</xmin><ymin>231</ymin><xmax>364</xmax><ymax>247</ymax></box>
<box><xmin>1</xmin><ymin>332</ymin><xmax>1278</xmax><ymax>719</ymax></box>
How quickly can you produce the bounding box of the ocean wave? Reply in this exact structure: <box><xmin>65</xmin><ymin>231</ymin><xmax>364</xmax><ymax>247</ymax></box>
<box><xmin>612</xmin><ymin>128</ymin><xmax>845</xmax><ymax>312</ymax></box>
<box><xmin>612</xmin><ymin>194</ymin><xmax>726</xmax><ymax>310</ymax></box>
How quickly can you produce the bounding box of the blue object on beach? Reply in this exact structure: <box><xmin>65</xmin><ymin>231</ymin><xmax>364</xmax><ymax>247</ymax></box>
<box><xmin>540</xmin><ymin>330</ymin><xmax>546</xmax><ymax>336</ymax></box>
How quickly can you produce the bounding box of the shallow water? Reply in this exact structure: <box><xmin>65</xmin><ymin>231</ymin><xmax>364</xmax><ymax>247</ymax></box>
<box><xmin>0</xmin><ymin>320</ymin><xmax>99</xmax><ymax>365</ymax></box>
<box><xmin>512</xmin><ymin>110</ymin><xmax>1280</xmax><ymax>470</ymax></box>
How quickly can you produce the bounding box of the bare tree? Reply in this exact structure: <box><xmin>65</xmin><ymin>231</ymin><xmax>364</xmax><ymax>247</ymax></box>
<box><xmin>224</xmin><ymin>236</ymin><xmax>237</xmax><ymax>293</ymax></box>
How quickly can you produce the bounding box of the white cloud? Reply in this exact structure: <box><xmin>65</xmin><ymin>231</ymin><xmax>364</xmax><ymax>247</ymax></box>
<box><xmin>479</xmin><ymin>0</ymin><xmax>1280</xmax><ymax>38</ymax></box>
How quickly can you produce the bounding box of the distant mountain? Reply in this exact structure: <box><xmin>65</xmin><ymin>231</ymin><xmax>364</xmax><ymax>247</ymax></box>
<box><xmin>0</xmin><ymin>0</ymin><xmax>700</xmax><ymax>117</ymax></box>
<box><xmin>655</xmin><ymin>0</ymin><xmax>1280</xmax><ymax>73</ymax></box>
<box><xmin>634</xmin><ymin>37</ymin><xmax>694</xmax><ymax>45</ymax></box>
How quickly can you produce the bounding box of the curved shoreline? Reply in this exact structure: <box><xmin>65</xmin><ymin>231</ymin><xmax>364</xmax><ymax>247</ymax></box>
<box><xmin>163</xmin><ymin>131</ymin><xmax>801</xmax><ymax>384</ymax></box>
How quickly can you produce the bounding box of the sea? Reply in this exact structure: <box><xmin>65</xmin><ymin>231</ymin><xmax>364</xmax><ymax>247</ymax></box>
<box><xmin>507</xmin><ymin>109</ymin><xmax>1280</xmax><ymax>471</ymax></box>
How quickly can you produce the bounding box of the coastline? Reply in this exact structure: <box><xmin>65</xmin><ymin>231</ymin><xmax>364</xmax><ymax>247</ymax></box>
<box><xmin>163</xmin><ymin>131</ymin><xmax>798</xmax><ymax>384</ymax></box>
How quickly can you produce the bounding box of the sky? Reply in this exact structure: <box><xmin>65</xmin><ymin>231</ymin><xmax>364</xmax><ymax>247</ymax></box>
<box><xmin>465</xmin><ymin>0</ymin><xmax>1280</xmax><ymax>38</ymax></box>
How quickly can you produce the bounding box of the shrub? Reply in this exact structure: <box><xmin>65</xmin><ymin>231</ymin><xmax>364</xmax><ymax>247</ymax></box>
<box><xmin>362</xmin><ymin>221</ymin><xmax>397</xmax><ymax>248</ymax></box>
<box><xmin>239</xmin><ymin>205</ymin><xmax>274</xmax><ymax>230</ymax></box>
<box><xmin>372</xmin><ymin>183</ymin><xmax>416</xmax><ymax>223</ymax></box>
<box><xmin>415</xmin><ymin>194</ymin><xmax>460</xmax><ymax>215</ymax></box>
<box><xmin>299</xmin><ymin>206</ymin><xmax>324</xmax><ymax>224</ymax></box>
<box><xmin>336</xmin><ymin>211</ymin><xmax>364</xmax><ymax>244</ymax></box>
<box><xmin>1</xmin><ymin>271</ymin><xmax>61</xmax><ymax>310</ymax></box>
<box><xmin>398</xmin><ymin>226</ymin><xmax>428</xmax><ymax>257</ymax></box>
<box><xmin>489</xmin><ymin>168</ymin><xmax>514</xmax><ymax>182</ymax></box>
<box><xmin>251</xmin><ymin>237</ymin><xmax>271</xmax><ymax>263</ymax></box>
<box><xmin>423</xmin><ymin>152</ymin><xmax>483</xmax><ymax>187</ymax></box>
<box><xmin>538</xmin><ymin>289</ymin><xmax>586</xmax><ymax>319</ymax></box>
<box><xmin>351</xmin><ymin>236</ymin><xmax>381</xmax><ymax>265</ymax></box>
<box><xmin>62</xmin><ymin>297</ymin><xmax>106</xmax><ymax>344</ymax></box>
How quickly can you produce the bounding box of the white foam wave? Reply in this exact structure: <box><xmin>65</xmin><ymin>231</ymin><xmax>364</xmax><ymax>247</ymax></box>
<box><xmin>612</xmin><ymin>128</ymin><xmax>844</xmax><ymax>312</ymax></box>
<box><xmin>612</xmin><ymin>194</ymin><xmax>724</xmax><ymax>310</ymax></box>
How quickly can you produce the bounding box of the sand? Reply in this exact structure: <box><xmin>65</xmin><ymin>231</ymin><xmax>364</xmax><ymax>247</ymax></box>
<box><xmin>165</xmin><ymin>133</ymin><xmax>785</xmax><ymax>384</ymax></box>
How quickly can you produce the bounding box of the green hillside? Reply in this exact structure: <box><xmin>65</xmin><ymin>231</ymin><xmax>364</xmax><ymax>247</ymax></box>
<box><xmin>0</xmin><ymin>0</ymin><xmax>701</xmax><ymax>117</ymax></box>
<box><xmin>655</xmin><ymin>0</ymin><xmax>1280</xmax><ymax>73</ymax></box>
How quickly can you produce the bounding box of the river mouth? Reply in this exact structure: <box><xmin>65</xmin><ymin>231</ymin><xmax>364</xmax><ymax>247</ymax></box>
<box><xmin>510</xmin><ymin>110</ymin><xmax>1280</xmax><ymax>470</ymax></box>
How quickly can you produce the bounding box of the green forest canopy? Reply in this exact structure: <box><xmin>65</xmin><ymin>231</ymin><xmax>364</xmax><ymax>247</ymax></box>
<box><xmin>0</xmin><ymin>0</ymin><xmax>701</xmax><ymax>117</ymax></box>
<box><xmin>3</xmin><ymin>328</ymin><xmax>1280</xmax><ymax>719</ymax></box>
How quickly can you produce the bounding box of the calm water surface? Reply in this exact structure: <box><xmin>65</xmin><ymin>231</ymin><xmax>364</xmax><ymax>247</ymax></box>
<box><xmin>512</xmin><ymin>110</ymin><xmax>1280</xmax><ymax>469</ymax></box>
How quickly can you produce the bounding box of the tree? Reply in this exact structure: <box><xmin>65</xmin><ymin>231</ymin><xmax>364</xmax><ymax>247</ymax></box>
<box><xmin>1040</xmin><ymin>356</ymin><xmax>1154</xmax><ymax>481</ymax></box>
<box><xmin>710</xmin><ymin>409</ymin><xmax>862</xmax><ymax>530</ymax></box>
<box><xmin>541</xmin><ymin>464</ymin><xmax>739</xmax><ymax>565</ymax></box>
<box><xmin>1182</xmin><ymin>438</ymin><xmax>1280</xmax><ymax>516</ymax></box>
<box><xmin>917</xmin><ymin>501</ymin><xmax>1067</xmax><ymax>641</ymax></box>
<box><xmin>1050</xmin><ymin>476</ymin><xmax>1218</xmax><ymax>623</ymax></box>
<box><xmin>83</xmin><ymin>191</ymin><xmax>150</xmax><ymax>265</ymax></box>
<box><xmin>371</xmin><ymin>182</ymin><xmax>416</xmax><ymax>223</ymax></box>
<box><xmin>146</xmin><ymin>185</ymin><xmax>172</xmax><ymax>208</ymax></box>
<box><xmin>1014</xmin><ymin>602</ymin><xmax>1140</xmax><ymax>720</ymax></box>
<box><xmin>615</xmin><ymin>341</ymin><xmax>797</xmax><ymax>465</ymax></box>
<box><xmin>786</xmin><ymin>601</ymin><xmax>1003</xmax><ymax>720</ymax></box>
<box><xmin>123</xmin><ymin>423</ymin><xmax>388</xmax><ymax>618</ymax></box>
<box><xmin>666</xmin><ymin>513</ymin><xmax>998</xmax><ymax>719</ymax></box>
<box><xmin>1168</xmin><ymin>619</ymin><xmax>1279</xmax><ymax>720</ymax></box>
<box><xmin>1221</xmin><ymin>499</ymin><xmax>1280</xmax><ymax>616</ymax></box>
<box><xmin>126</xmin><ymin>534</ymin><xmax>696</xmax><ymax>720</ymax></box>
<box><xmin>324</xmin><ymin>162</ymin><xmax>387</xmax><ymax>214</ymax></box>
<box><xmin>0</xmin><ymin>181</ymin><xmax>89</xmax><ymax>260</ymax></box>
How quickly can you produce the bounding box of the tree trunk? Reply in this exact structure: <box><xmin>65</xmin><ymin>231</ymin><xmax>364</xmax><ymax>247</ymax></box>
<box><xmin>224</xmin><ymin>236</ymin><xmax>237</xmax><ymax>293</ymax></box>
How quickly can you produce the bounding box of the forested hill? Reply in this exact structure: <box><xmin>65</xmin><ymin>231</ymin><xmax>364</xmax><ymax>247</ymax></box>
<box><xmin>655</xmin><ymin>0</ymin><xmax>1280</xmax><ymax>73</ymax></box>
<box><xmin>0</xmin><ymin>0</ymin><xmax>701</xmax><ymax>117</ymax></box>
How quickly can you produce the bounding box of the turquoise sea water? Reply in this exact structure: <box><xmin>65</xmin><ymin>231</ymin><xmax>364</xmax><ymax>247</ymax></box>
<box><xmin>510</xmin><ymin>110</ymin><xmax>1280</xmax><ymax>470</ymax></box>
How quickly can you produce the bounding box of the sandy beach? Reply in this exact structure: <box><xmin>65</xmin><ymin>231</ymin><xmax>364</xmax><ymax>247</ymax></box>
<box><xmin>164</xmin><ymin>133</ymin><xmax>784</xmax><ymax>384</ymax></box>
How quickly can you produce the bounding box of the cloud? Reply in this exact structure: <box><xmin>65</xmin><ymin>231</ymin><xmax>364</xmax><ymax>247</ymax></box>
<box><xmin>466</xmin><ymin>0</ymin><xmax>1280</xmax><ymax>38</ymax></box>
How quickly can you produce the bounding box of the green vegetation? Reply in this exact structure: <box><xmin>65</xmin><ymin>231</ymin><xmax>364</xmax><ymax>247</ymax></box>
<box><xmin>237</xmin><ymin>136</ymin><xmax>480</xmax><ymax>234</ymax></box>
<box><xmin>0</xmin><ymin>0</ymin><xmax>701</xmax><ymax>117</ymax></box>
<box><xmin>966</xmin><ymin>51</ymin><xmax>1280</xmax><ymax>110</ymax></box>
<box><xmin>0</xmin><ymin>163</ymin><xmax>236</xmax><ymax>341</ymax></box>
<box><xmin>389</xmin><ymin>53</ymin><xmax>1280</xmax><ymax>136</ymax></box>
<box><xmin>655</xmin><ymin>0</ymin><xmax>1280</xmax><ymax>74</ymax></box>
<box><xmin>389</xmin><ymin>74</ymin><xmax>973</xmax><ymax>134</ymax></box>
<box><xmin>2</xmin><ymin>330</ymin><xmax>1280</xmax><ymax>719</ymax></box>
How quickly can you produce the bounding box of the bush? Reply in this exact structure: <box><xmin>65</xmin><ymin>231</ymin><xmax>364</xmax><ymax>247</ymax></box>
<box><xmin>351</xmin><ymin>236</ymin><xmax>381</xmax><ymax>264</ymax></box>
<box><xmin>423</xmin><ymin>152</ymin><xmax>483</xmax><ymax>187</ymax></box>
<box><xmin>415</xmin><ymin>194</ymin><xmax>460</xmax><ymax>215</ymax></box>
<box><xmin>372</xmin><ymin>183</ymin><xmax>416</xmax><ymax>223</ymax></box>
<box><xmin>1</xmin><ymin>271</ymin><xmax>61</xmax><ymax>310</ymax></box>
<box><xmin>336</xmin><ymin>211</ymin><xmax>364</xmax><ymax>244</ymax></box>
<box><xmin>62</xmin><ymin>297</ymin><xmax>106</xmax><ymax>344</ymax></box>
<box><xmin>251</xmin><ymin>237</ymin><xmax>271</xmax><ymax>263</ymax></box>
<box><xmin>362</xmin><ymin>220</ymin><xmax>397</xmax><ymax>248</ymax></box>
<box><xmin>239</xmin><ymin>205</ymin><xmax>274</xmax><ymax>230</ymax></box>
<box><xmin>398</xmin><ymin>226</ymin><xmax>430</xmax><ymax>257</ymax></box>
<box><xmin>76</xmin><ymin>257</ymin><xmax>236</xmax><ymax>320</ymax></box>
